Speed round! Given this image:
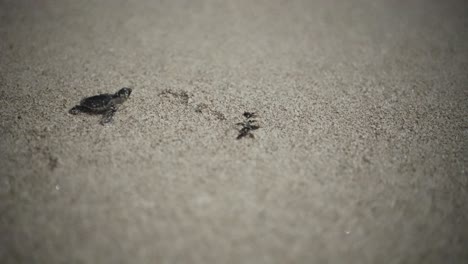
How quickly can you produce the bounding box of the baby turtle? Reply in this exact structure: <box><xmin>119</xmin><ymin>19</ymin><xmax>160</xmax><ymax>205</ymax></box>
<box><xmin>69</xmin><ymin>87</ymin><xmax>132</xmax><ymax>125</ymax></box>
<box><xmin>236</xmin><ymin>112</ymin><xmax>260</xmax><ymax>139</ymax></box>
<box><xmin>236</xmin><ymin>119</ymin><xmax>260</xmax><ymax>139</ymax></box>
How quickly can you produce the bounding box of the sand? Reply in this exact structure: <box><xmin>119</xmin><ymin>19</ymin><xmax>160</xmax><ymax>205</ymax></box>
<box><xmin>1</xmin><ymin>0</ymin><xmax>467</xmax><ymax>263</ymax></box>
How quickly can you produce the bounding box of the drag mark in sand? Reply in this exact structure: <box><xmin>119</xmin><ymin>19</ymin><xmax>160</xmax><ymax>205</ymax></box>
<box><xmin>194</xmin><ymin>102</ymin><xmax>226</xmax><ymax>121</ymax></box>
<box><xmin>158</xmin><ymin>89</ymin><xmax>190</xmax><ymax>105</ymax></box>
<box><xmin>159</xmin><ymin>89</ymin><xmax>225</xmax><ymax>121</ymax></box>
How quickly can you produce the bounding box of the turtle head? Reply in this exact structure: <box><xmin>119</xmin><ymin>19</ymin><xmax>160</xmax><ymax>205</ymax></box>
<box><xmin>116</xmin><ymin>87</ymin><xmax>132</xmax><ymax>99</ymax></box>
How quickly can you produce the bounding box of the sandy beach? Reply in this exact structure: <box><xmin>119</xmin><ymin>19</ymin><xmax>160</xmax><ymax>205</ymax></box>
<box><xmin>1</xmin><ymin>0</ymin><xmax>467</xmax><ymax>263</ymax></box>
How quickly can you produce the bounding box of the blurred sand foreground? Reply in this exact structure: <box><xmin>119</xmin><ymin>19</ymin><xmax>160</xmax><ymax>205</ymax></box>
<box><xmin>1</xmin><ymin>0</ymin><xmax>467</xmax><ymax>263</ymax></box>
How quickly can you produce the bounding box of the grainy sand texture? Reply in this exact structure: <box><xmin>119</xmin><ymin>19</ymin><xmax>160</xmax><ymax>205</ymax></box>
<box><xmin>1</xmin><ymin>0</ymin><xmax>467</xmax><ymax>263</ymax></box>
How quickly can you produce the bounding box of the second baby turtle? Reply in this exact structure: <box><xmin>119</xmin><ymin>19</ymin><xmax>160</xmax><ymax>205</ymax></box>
<box><xmin>236</xmin><ymin>112</ymin><xmax>260</xmax><ymax>139</ymax></box>
<box><xmin>69</xmin><ymin>87</ymin><xmax>132</xmax><ymax>125</ymax></box>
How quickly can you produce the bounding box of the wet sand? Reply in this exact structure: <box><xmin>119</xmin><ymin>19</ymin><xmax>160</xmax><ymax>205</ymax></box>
<box><xmin>1</xmin><ymin>0</ymin><xmax>467</xmax><ymax>263</ymax></box>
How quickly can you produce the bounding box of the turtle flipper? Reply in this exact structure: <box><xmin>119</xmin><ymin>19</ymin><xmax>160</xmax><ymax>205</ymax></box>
<box><xmin>100</xmin><ymin>105</ymin><xmax>117</xmax><ymax>125</ymax></box>
<box><xmin>69</xmin><ymin>105</ymin><xmax>87</xmax><ymax>115</ymax></box>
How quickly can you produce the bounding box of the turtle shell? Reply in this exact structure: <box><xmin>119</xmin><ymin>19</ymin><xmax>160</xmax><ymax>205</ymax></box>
<box><xmin>80</xmin><ymin>94</ymin><xmax>113</xmax><ymax>111</ymax></box>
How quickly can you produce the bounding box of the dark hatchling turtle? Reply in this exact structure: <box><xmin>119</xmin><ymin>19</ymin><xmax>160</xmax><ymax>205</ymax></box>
<box><xmin>69</xmin><ymin>87</ymin><xmax>132</xmax><ymax>125</ymax></box>
<box><xmin>236</xmin><ymin>112</ymin><xmax>260</xmax><ymax>139</ymax></box>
